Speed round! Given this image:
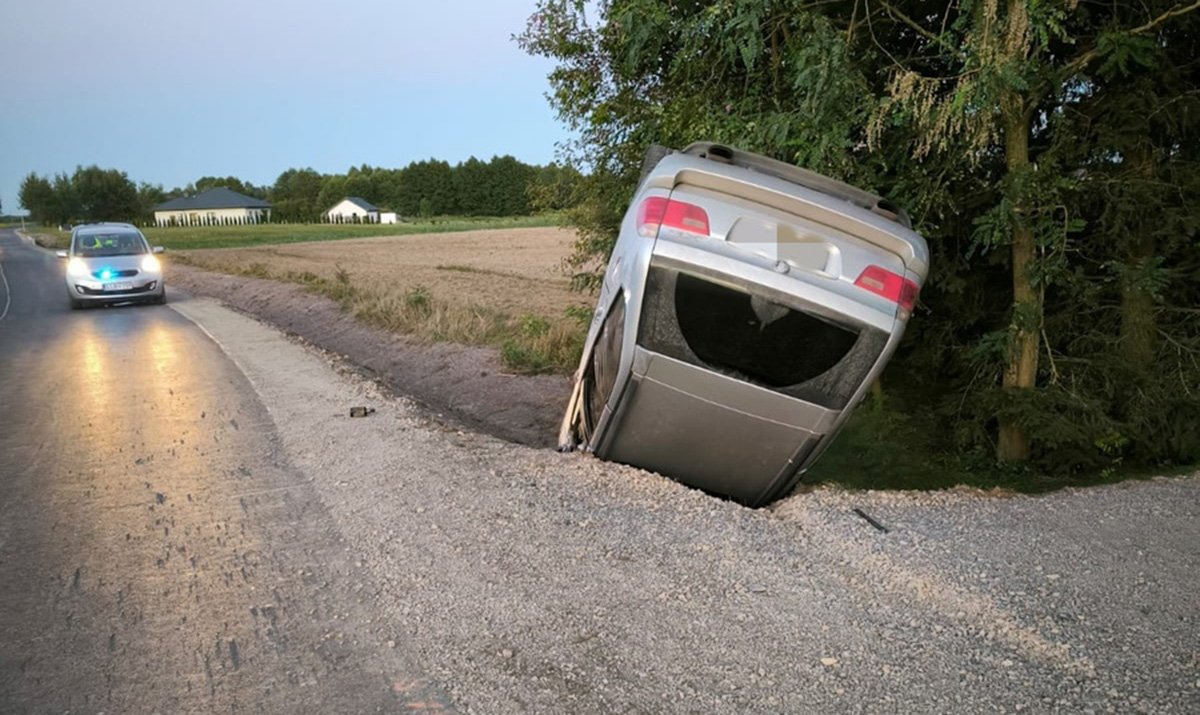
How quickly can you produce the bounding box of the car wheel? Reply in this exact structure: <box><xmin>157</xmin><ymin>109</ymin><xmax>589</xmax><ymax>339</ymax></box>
<box><xmin>157</xmin><ymin>291</ymin><xmax>168</xmax><ymax>305</ymax></box>
<box><xmin>583</xmin><ymin>297</ymin><xmax>626</xmax><ymax>439</ymax></box>
<box><xmin>69</xmin><ymin>296</ymin><xmax>83</xmax><ymax>310</ymax></box>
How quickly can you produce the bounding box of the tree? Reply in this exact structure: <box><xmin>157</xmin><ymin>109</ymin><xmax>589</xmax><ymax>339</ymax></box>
<box><xmin>270</xmin><ymin>168</ymin><xmax>324</xmax><ymax>221</ymax></box>
<box><xmin>317</xmin><ymin>175</ymin><xmax>347</xmax><ymax>216</ymax></box>
<box><xmin>18</xmin><ymin>173</ymin><xmax>55</xmax><ymax>224</ymax></box>
<box><xmin>138</xmin><ymin>182</ymin><xmax>167</xmax><ymax>215</ymax></box>
<box><xmin>193</xmin><ymin>176</ymin><xmax>267</xmax><ymax>199</ymax></box>
<box><xmin>487</xmin><ymin>155</ymin><xmax>536</xmax><ymax>216</ymax></box>
<box><xmin>528</xmin><ymin>162</ymin><xmax>583</xmax><ymax>213</ymax></box>
<box><xmin>519</xmin><ymin>0</ymin><xmax>881</xmax><ymax>287</ymax></box>
<box><xmin>521</xmin><ymin>0</ymin><xmax>1200</xmax><ymax>470</ymax></box>
<box><xmin>864</xmin><ymin>1</ymin><xmax>1200</xmax><ymax>460</ymax></box>
<box><xmin>454</xmin><ymin>156</ymin><xmax>491</xmax><ymax>215</ymax></box>
<box><xmin>72</xmin><ymin>165</ymin><xmax>139</xmax><ymax>222</ymax></box>
<box><xmin>398</xmin><ymin>159</ymin><xmax>456</xmax><ymax>216</ymax></box>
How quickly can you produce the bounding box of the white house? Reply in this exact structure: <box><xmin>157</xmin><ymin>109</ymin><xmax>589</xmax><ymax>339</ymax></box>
<box><xmin>326</xmin><ymin>197</ymin><xmax>381</xmax><ymax>223</ymax></box>
<box><xmin>153</xmin><ymin>187</ymin><xmax>271</xmax><ymax>226</ymax></box>
<box><xmin>380</xmin><ymin>211</ymin><xmax>398</xmax><ymax>224</ymax></box>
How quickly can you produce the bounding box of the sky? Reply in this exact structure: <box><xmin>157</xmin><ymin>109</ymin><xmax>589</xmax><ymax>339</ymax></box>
<box><xmin>0</xmin><ymin>0</ymin><xmax>572</xmax><ymax>214</ymax></box>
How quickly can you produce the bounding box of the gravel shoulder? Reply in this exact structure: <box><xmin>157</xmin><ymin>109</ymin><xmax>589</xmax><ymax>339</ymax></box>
<box><xmin>168</xmin><ymin>263</ymin><xmax>570</xmax><ymax>448</ymax></box>
<box><xmin>170</xmin><ymin>290</ymin><xmax>1200</xmax><ymax>714</ymax></box>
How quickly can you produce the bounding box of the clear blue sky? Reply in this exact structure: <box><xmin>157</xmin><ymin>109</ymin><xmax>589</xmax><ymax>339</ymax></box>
<box><xmin>0</xmin><ymin>0</ymin><xmax>571</xmax><ymax>214</ymax></box>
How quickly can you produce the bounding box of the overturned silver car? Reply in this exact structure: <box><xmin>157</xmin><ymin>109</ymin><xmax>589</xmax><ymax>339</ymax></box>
<box><xmin>559</xmin><ymin>143</ymin><xmax>930</xmax><ymax>507</ymax></box>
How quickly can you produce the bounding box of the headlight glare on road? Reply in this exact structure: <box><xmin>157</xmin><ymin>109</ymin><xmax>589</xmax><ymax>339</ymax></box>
<box><xmin>141</xmin><ymin>255</ymin><xmax>161</xmax><ymax>273</ymax></box>
<box><xmin>67</xmin><ymin>257</ymin><xmax>89</xmax><ymax>277</ymax></box>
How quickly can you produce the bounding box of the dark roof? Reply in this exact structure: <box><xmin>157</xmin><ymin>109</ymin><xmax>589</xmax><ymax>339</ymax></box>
<box><xmin>339</xmin><ymin>196</ymin><xmax>379</xmax><ymax>212</ymax></box>
<box><xmin>154</xmin><ymin>187</ymin><xmax>271</xmax><ymax>212</ymax></box>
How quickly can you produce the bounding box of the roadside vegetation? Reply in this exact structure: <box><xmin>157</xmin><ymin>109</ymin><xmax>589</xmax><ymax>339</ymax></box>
<box><xmin>173</xmin><ymin>252</ymin><xmax>586</xmax><ymax>375</ymax></box>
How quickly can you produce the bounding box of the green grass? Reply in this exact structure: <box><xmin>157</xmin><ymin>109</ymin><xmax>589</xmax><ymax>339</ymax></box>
<box><xmin>19</xmin><ymin>214</ymin><xmax>560</xmax><ymax>252</ymax></box>
<box><xmin>148</xmin><ymin>215</ymin><xmax>558</xmax><ymax>250</ymax></box>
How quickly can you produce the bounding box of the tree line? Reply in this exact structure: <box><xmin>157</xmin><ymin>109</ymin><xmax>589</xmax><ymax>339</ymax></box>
<box><xmin>19</xmin><ymin>156</ymin><xmax>581</xmax><ymax>225</ymax></box>
<box><xmin>520</xmin><ymin>0</ymin><xmax>1200</xmax><ymax>474</ymax></box>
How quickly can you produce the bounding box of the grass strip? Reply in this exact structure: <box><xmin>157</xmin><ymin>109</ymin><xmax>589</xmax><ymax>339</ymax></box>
<box><xmin>176</xmin><ymin>254</ymin><xmax>586</xmax><ymax>376</ymax></box>
<box><xmin>21</xmin><ymin>214</ymin><xmax>560</xmax><ymax>252</ymax></box>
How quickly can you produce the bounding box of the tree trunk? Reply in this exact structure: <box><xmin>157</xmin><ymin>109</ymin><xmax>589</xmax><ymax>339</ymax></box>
<box><xmin>1120</xmin><ymin>242</ymin><xmax>1156</xmax><ymax>372</ymax></box>
<box><xmin>996</xmin><ymin>103</ymin><xmax>1040</xmax><ymax>463</ymax></box>
<box><xmin>1120</xmin><ymin>150</ymin><xmax>1157</xmax><ymax>373</ymax></box>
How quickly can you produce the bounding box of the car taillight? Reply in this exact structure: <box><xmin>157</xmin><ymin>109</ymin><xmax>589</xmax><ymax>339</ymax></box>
<box><xmin>855</xmin><ymin>265</ymin><xmax>919</xmax><ymax>311</ymax></box>
<box><xmin>636</xmin><ymin>197</ymin><xmax>710</xmax><ymax>238</ymax></box>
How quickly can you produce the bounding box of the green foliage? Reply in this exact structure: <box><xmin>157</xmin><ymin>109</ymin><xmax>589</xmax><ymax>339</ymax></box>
<box><xmin>500</xmin><ymin>312</ymin><xmax>584</xmax><ymax>375</ymax></box>
<box><xmin>193</xmin><ymin>176</ymin><xmax>268</xmax><ymax>199</ymax></box>
<box><xmin>519</xmin><ymin>0</ymin><xmax>885</xmax><ymax>287</ymax></box>
<box><xmin>140</xmin><ymin>216</ymin><xmax>556</xmax><ymax>250</ymax></box>
<box><xmin>271</xmin><ymin>168</ymin><xmax>324</xmax><ymax>222</ymax></box>
<box><xmin>523</xmin><ymin>0</ymin><xmax>1200</xmax><ymax>485</ymax></box>
<box><xmin>403</xmin><ymin>285</ymin><xmax>431</xmax><ymax>313</ymax></box>
<box><xmin>18</xmin><ymin>173</ymin><xmax>55</xmax><ymax>224</ymax></box>
<box><xmin>527</xmin><ymin>163</ymin><xmax>583</xmax><ymax>213</ymax></box>
<box><xmin>397</xmin><ymin>159</ymin><xmax>456</xmax><ymax>216</ymax></box>
<box><xmin>20</xmin><ymin>165</ymin><xmax>139</xmax><ymax>224</ymax></box>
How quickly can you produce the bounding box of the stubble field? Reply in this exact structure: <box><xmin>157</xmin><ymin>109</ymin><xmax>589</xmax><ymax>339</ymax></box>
<box><xmin>179</xmin><ymin>226</ymin><xmax>591</xmax><ymax>322</ymax></box>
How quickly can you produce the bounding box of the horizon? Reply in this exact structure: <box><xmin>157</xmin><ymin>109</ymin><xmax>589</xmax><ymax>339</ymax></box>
<box><xmin>0</xmin><ymin>0</ymin><xmax>571</xmax><ymax>216</ymax></box>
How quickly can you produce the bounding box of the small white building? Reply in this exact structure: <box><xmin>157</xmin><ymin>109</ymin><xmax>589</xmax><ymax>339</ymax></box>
<box><xmin>326</xmin><ymin>197</ymin><xmax>380</xmax><ymax>223</ymax></box>
<box><xmin>380</xmin><ymin>211</ymin><xmax>398</xmax><ymax>224</ymax></box>
<box><xmin>153</xmin><ymin>187</ymin><xmax>271</xmax><ymax>226</ymax></box>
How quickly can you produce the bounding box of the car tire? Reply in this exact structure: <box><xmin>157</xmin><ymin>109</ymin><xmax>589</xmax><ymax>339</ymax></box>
<box><xmin>638</xmin><ymin>144</ymin><xmax>673</xmax><ymax>184</ymax></box>
<box><xmin>157</xmin><ymin>291</ymin><xmax>168</xmax><ymax>305</ymax></box>
<box><xmin>69</xmin><ymin>296</ymin><xmax>83</xmax><ymax>310</ymax></box>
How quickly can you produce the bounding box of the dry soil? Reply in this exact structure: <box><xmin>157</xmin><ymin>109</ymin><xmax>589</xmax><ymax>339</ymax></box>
<box><xmin>180</xmin><ymin>226</ymin><xmax>592</xmax><ymax>322</ymax></box>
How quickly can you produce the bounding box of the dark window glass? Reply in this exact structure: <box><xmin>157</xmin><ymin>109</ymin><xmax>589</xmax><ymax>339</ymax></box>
<box><xmin>638</xmin><ymin>267</ymin><xmax>887</xmax><ymax>409</ymax></box>
<box><xmin>73</xmin><ymin>232</ymin><xmax>147</xmax><ymax>257</ymax></box>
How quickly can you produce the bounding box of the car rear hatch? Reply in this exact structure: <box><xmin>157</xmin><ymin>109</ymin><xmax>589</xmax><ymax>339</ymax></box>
<box><xmin>598</xmin><ymin>165</ymin><xmax>913</xmax><ymax>504</ymax></box>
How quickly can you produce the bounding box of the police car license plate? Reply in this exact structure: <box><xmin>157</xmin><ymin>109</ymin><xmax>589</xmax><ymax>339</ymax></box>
<box><xmin>103</xmin><ymin>282</ymin><xmax>133</xmax><ymax>291</ymax></box>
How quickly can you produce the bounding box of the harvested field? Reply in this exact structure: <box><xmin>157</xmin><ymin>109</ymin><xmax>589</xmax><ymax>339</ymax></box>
<box><xmin>179</xmin><ymin>226</ymin><xmax>592</xmax><ymax>322</ymax></box>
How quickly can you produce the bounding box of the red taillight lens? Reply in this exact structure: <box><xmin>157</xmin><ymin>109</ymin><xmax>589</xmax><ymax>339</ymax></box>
<box><xmin>636</xmin><ymin>197</ymin><xmax>710</xmax><ymax>238</ymax></box>
<box><xmin>855</xmin><ymin>265</ymin><xmax>919</xmax><ymax>311</ymax></box>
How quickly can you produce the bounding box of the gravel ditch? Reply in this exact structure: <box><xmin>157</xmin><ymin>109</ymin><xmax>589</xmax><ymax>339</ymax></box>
<box><xmin>168</xmin><ymin>264</ymin><xmax>570</xmax><ymax>448</ymax></box>
<box><xmin>171</xmin><ymin>291</ymin><xmax>1200</xmax><ymax>715</ymax></box>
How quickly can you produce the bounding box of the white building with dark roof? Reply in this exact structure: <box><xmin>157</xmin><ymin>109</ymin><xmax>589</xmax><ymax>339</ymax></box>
<box><xmin>153</xmin><ymin>187</ymin><xmax>271</xmax><ymax>226</ymax></box>
<box><xmin>325</xmin><ymin>197</ymin><xmax>381</xmax><ymax>223</ymax></box>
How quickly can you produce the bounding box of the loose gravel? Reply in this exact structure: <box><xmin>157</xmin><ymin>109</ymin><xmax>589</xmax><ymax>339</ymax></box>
<box><xmin>172</xmin><ymin>295</ymin><xmax>1200</xmax><ymax>714</ymax></box>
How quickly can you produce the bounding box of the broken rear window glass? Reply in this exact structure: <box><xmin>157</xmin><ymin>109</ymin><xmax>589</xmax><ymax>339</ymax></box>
<box><xmin>637</xmin><ymin>267</ymin><xmax>887</xmax><ymax>409</ymax></box>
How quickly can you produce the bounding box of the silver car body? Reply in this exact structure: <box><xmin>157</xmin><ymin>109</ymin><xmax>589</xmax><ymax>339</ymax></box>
<box><xmin>559</xmin><ymin>143</ymin><xmax>930</xmax><ymax>507</ymax></box>
<box><xmin>59</xmin><ymin>223</ymin><xmax>166</xmax><ymax>307</ymax></box>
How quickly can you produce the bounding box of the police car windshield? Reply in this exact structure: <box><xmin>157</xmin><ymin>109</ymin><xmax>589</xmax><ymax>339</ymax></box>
<box><xmin>73</xmin><ymin>231</ymin><xmax>147</xmax><ymax>257</ymax></box>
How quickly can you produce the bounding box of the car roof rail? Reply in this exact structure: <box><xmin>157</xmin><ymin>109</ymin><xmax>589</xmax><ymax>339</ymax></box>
<box><xmin>679</xmin><ymin>142</ymin><xmax>912</xmax><ymax>229</ymax></box>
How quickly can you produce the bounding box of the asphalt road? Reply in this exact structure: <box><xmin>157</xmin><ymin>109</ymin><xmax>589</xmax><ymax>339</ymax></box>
<box><xmin>0</xmin><ymin>229</ymin><xmax>451</xmax><ymax>713</ymax></box>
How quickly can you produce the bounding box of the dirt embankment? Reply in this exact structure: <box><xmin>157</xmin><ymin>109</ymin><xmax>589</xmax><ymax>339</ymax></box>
<box><xmin>169</xmin><ymin>264</ymin><xmax>572</xmax><ymax>448</ymax></box>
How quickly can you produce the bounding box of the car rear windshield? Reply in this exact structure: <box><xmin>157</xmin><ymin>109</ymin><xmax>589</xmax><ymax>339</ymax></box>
<box><xmin>637</xmin><ymin>267</ymin><xmax>888</xmax><ymax>410</ymax></box>
<box><xmin>73</xmin><ymin>231</ymin><xmax>146</xmax><ymax>257</ymax></box>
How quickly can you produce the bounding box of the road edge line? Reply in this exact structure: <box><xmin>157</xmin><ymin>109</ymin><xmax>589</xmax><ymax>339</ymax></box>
<box><xmin>0</xmin><ymin>255</ymin><xmax>10</xmax><ymax>323</ymax></box>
